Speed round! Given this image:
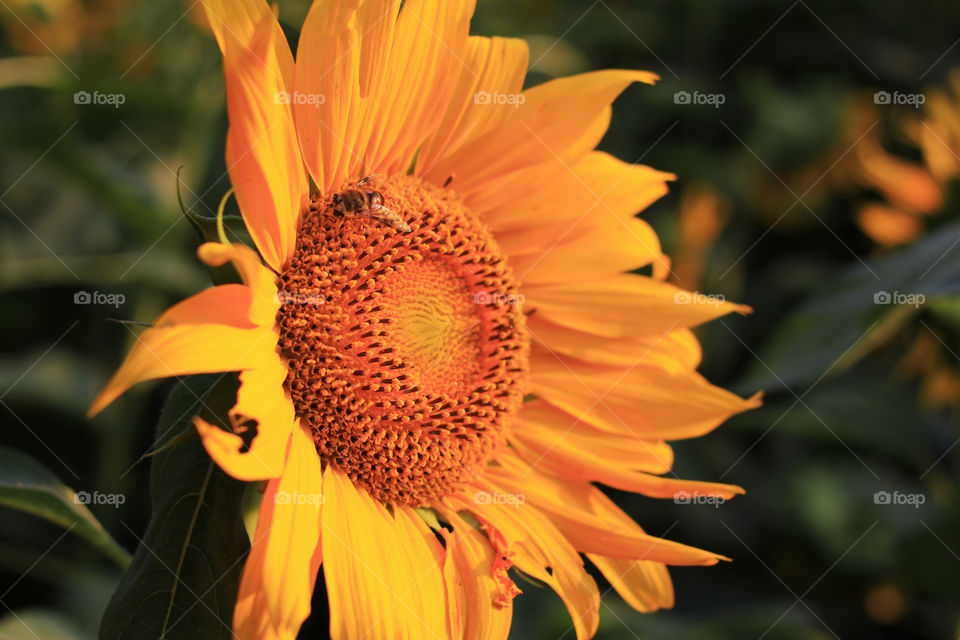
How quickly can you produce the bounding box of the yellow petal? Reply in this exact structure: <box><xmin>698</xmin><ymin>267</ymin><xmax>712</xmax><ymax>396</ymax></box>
<box><xmin>293</xmin><ymin>0</ymin><xmax>390</xmax><ymax>192</ymax></box>
<box><xmin>505</xmin><ymin>216</ymin><xmax>666</xmax><ymax>287</ymax></box>
<box><xmin>485</xmin><ymin>457</ymin><xmax>730</xmax><ymax>566</ymax></box>
<box><xmin>426</xmin><ymin>70</ymin><xmax>657</xmax><ymax>197</ymax></box>
<box><xmin>519</xmin><ymin>430</ymin><xmax>743</xmax><ymax>499</ymax></box>
<box><xmin>201</xmin><ymin>0</ymin><xmax>294</xmax><ymax>88</ymax></box>
<box><xmin>491</xmin><ymin>153</ymin><xmax>672</xmax><ymax>285</ymax></box>
<box><xmin>294</xmin><ymin>0</ymin><xmax>476</xmax><ymax>192</ymax></box>
<box><xmin>588</xmin><ymin>556</ymin><xmax>673</xmax><ymax>613</ymax></box>
<box><xmin>525</xmin><ymin>466</ymin><xmax>696</xmax><ymax>608</ymax></box>
<box><xmin>221</xmin><ymin>10</ymin><xmax>307</xmax><ymax>270</ymax></box>
<box><xmin>441</xmin><ymin>529</ymin><xmax>467</xmax><ymax>640</ymax></box>
<box><xmin>435</xmin><ymin>507</ymin><xmax>515</xmax><ymax>640</ymax></box>
<box><xmin>523</xmin><ymin>274</ymin><xmax>750</xmax><ymax>338</ymax></box>
<box><xmin>415</xmin><ymin>35</ymin><xmax>529</xmax><ymax>174</ymax></box>
<box><xmin>198</xmin><ymin>242</ymin><xmax>280</xmax><ymax>326</ymax></box>
<box><xmin>511</xmin><ymin>399</ymin><xmax>674</xmax><ymax>476</ymax></box>
<box><xmin>526</xmin><ymin>318</ymin><xmax>702</xmax><ymax>371</ymax></box>
<box><xmin>486</xmin><ymin>152</ymin><xmax>671</xmax><ymax>231</ymax></box>
<box><xmin>88</xmin><ymin>293</ymin><xmax>278</xmax><ymax>416</ymax></box>
<box><xmin>581</xmin><ymin>479</ymin><xmax>717</xmax><ymax>600</ymax></box>
<box><xmin>460</xmin><ymin>107</ymin><xmax>612</xmax><ymax>214</ymax></box>
<box><xmin>585</xmin><ymin>482</ymin><xmax>677</xmax><ymax>612</ymax></box>
<box><xmin>322</xmin><ymin>468</ymin><xmax>448</xmax><ymax>640</ymax></box>
<box><xmin>449</xmin><ymin>491</ymin><xmax>599</xmax><ymax>640</ymax></box>
<box><xmin>530</xmin><ymin>344</ymin><xmax>762</xmax><ymax>440</ymax></box>
<box><xmin>194</xmin><ymin>358</ymin><xmax>295</xmax><ymax>480</ymax></box>
<box><xmin>153</xmin><ymin>283</ymin><xmax>256</xmax><ymax>329</ymax></box>
<box><xmin>512</xmin><ymin>427</ymin><xmax>740</xmax><ymax>500</ymax></box>
<box><xmin>234</xmin><ymin>426</ymin><xmax>323</xmax><ymax>640</ymax></box>
<box><xmin>364</xmin><ymin>0</ymin><xmax>476</xmax><ymax>176</ymax></box>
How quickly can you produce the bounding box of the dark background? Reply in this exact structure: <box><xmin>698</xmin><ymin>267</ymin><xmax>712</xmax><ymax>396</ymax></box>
<box><xmin>1</xmin><ymin>0</ymin><xmax>959</xmax><ymax>638</ymax></box>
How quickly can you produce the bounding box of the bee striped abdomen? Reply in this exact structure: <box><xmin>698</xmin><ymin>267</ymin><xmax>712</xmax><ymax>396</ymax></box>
<box><xmin>342</xmin><ymin>190</ymin><xmax>367</xmax><ymax>211</ymax></box>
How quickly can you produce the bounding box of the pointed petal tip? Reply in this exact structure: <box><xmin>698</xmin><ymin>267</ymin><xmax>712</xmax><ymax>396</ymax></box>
<box><xmin>599</xmin><ymin>69</ymin><xmax>659</xmax><ymax>85</ymax></box>
<box><xmin>86</xmin><ymin>393</ymin><xmax>111</xmax><ymax>419</ymax></box>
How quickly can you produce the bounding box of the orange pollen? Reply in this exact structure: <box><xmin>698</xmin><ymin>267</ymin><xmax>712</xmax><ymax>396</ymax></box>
<box><xmin>276</xmin><ymin>175</ymin><xmax>529</xmax><ymax>507</ymax></box>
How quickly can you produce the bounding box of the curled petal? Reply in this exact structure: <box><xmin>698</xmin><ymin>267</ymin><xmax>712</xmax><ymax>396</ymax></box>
<box><xmin>234</xmin><ymin>426</ymin><xmax>324</xmax><ymax>639</ymax></box>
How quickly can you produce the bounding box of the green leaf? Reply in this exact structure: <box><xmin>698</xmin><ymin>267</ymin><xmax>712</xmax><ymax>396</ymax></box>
<box><xmin>0</xmin><ymin>609</ymin><xmax>92</xmax><ymax>640</ymax></box>
<box><xmin>926</xmin><ymin>295</ymin><xmax>960</xmax><ymax>330</ymax></box>
<box><xmin>0</xmin><ymin>250</ymin><xmax>207</xmax><ymax>297</ymax></box>
<box><xmin>740</xmin><ymin>220</ymin><xmax>960</xmax><ymax>393</ymax></box>
<box><xmin>99</xmin><ymin>374</ymin><xmax>250</xmax><ymax>640</ymax></box>
<box><xmin>415</xmin><ymin>507</ymin><xmax>442</xmax><ymax>530</ymax></box>
<box><xmin>176</xmin><ymin>173</ymin><xmax>256</xmax><ymax>287</ymax></box>
<box><xmin>177</xmin><ymin>172</ymin><xmax>248</xmax><ymax>249</ymax></box>
<box><xmin>0</xmin><ymin>447</ymin><xmax>130</xmax><ymax>567</ymax></box>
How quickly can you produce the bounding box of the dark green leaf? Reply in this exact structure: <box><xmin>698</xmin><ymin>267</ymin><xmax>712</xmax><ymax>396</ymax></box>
<box><xmin>99</xmin><ymin>374</ymin><xmax>249</xmax><ymax>640</ymax></box>
<box><xmin>0</xmin><ymin>447</ymin><xmax>129</xmax><ymax>567</ymax></box>
<box><xmin>740</xmin><ymin>221</ymin><xmax>960</xmax><ymax>393</ymax></box>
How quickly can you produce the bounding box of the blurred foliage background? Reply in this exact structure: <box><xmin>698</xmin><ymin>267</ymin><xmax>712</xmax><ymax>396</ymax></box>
<box><xmin>2</xmin><ymin>0</ymin><xmax>960</xmax><ymax>638</ymax></box>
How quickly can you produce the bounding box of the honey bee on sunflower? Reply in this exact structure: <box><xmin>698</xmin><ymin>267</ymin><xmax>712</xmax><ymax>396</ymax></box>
<box><xmin>331</xmin><ymin>174</ymin><xmax>412</xmax><ymax>233</ymax></box>
<box><xmin>88</xmin><ymin>0</ymin><xmax>761</xmax><ymax>638</ymax></box>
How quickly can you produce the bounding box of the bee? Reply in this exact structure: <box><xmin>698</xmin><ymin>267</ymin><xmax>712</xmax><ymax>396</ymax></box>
<box><xmin>331</xmin><ymin>175</ymin><xmax>411</xmax><ymax>233</ymax></box>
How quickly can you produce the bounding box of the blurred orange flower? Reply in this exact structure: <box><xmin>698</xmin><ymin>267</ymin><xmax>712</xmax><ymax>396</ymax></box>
<box><xmin>671</xmin><ymin>186</ymin><xmax>731</xmax><ymax>292</ymax></box>
<box><xmin>853</xmin><ymin>72</ymin><xmax>960</xmax><ymax>246</ymax></box>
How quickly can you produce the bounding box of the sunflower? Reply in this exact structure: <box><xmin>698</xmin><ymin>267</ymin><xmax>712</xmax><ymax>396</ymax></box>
<box><xmin>89</xmin><ymin>0</ymin><xmax>761</xmax><ymax>638</ymax></box>
<box><xmin>849</xmin><ymin>72</ymin><xmax>960</xmax><ymax>247</ymax></box>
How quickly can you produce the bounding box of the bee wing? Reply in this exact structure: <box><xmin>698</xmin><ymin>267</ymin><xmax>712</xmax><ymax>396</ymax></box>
<box><xmin>355</xmin><ymin>203</ymin><xmax>391</xmax><ymax>223</ymax></box>
<box><xmin>363</xmin><ymin>204</ymin><xmax>410</xmax><ymax>233</ymax></box>
<box><xmin>355</xmin><ymin>174</ymin><xmax>382</xmax><ymax>187</ymax></box>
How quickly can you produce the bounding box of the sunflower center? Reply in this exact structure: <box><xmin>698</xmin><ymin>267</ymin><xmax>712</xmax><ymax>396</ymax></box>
<box><xmin>276</xmin><ymin>175</ymin><xmax>529</xmax><ymax>506</ymax></box>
